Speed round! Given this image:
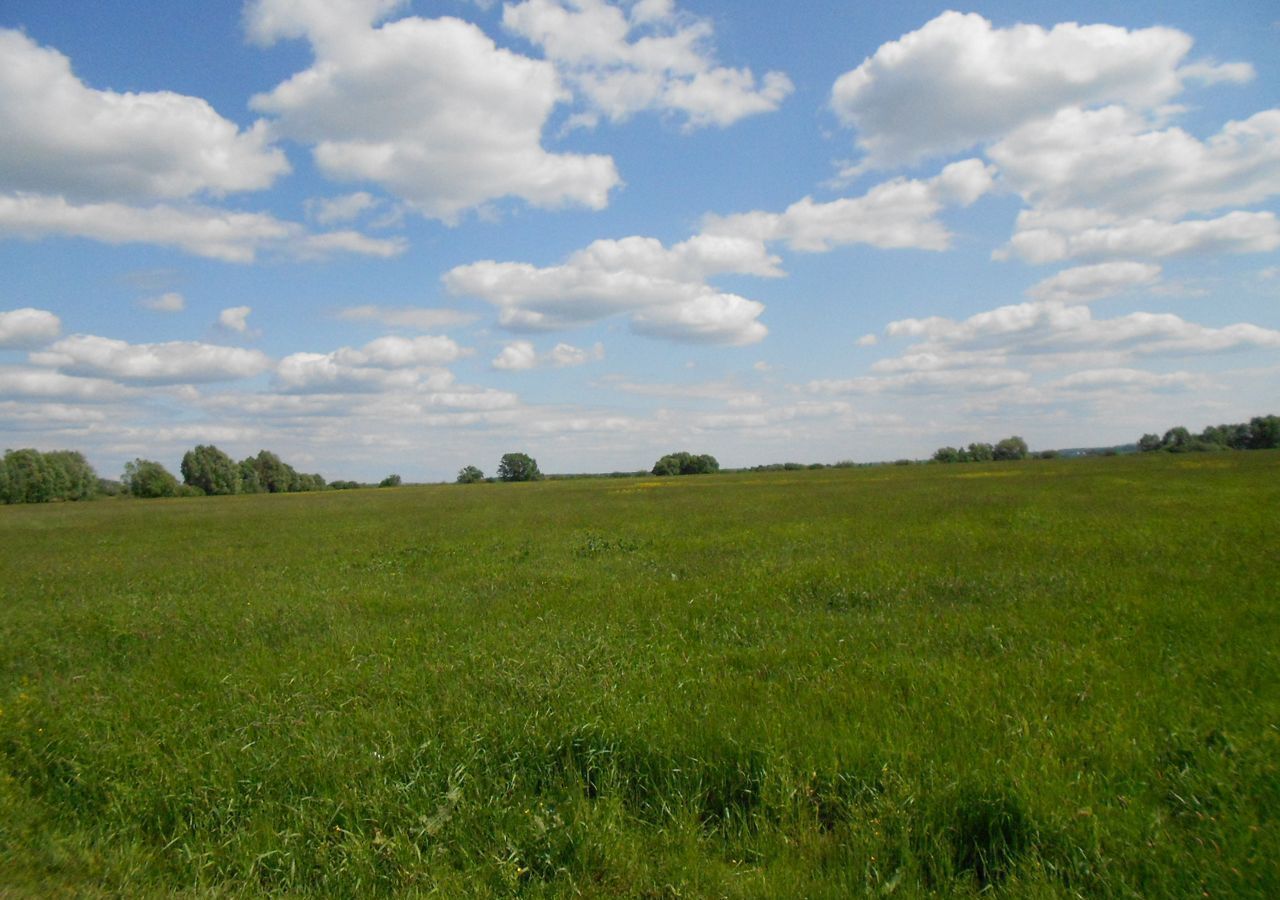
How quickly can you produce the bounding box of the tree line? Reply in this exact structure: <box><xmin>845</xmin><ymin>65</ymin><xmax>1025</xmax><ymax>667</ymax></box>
<box><xmin>0</xmin><ymin>444</ymin><xmax>389</xmax><ymax>504</ymax></box>
<box><xmin>931</xmin><ymin>436</ymin><xmax>1034</xmax><ymax>463</ymax></box>
<box><xmin>1138</xmin><ymin>415</ymin><xmax>1279</xmax><ymax>453</ymax></box>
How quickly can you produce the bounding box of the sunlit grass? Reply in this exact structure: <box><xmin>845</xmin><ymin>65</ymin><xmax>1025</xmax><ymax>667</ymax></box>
<box><xmin>1</xmin><ymin>452</ymin><xmax>1277</xmax><ymax>895</ymax></box>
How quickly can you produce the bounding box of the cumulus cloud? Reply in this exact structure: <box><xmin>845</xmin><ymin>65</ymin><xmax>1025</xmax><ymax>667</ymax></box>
<box><xmin>990</xmin><ymin>107</ymin><xmax>1280</xmax><ymax>222</ymax></box>
<box><xmin>218</xmin><ymin>306</ymin><xmax>253</xmax><ymax>334</ymax></box>
<box><xmin>306</xmin><ymin>191</ymin><xmax>380</xmax><ymax>225</ymax></box>
<box><xmin>705</xmin><ymin>159</ymin><xmax>994</xmax><ymax>252</ymax></box>
<box><xmin>830</xmin><ymin>11</ymin><xmax>1248</xmax><ymax>171</ymax></box>
<box><xmin>139</xmin><ymin>292</ymin><xmax>186</xmax><ymax>313</ymax></box>
<box><xmin>885</xmin><ymin>300</ymin><xmax>1280</xmax><ymax>360</ymax></box>
<box><xmin>808</xmin><ymin>369</ymin><xmax>1030</xmax><ymax>396</ymax></box>
<box><xmin>274</xmin><ymin>334</ymin><xmax>471</xmax><ymax>393</ymax></box>
<box><xmin>448</xmin><ymin>162</ymin><xmax>998</xmax><ymax>347</ymax></box>
<box><xmin>1050</xmin><ymin>367</ymin><xmax>1208</xmax><ymax>392</ymax></box>
<box><xmin>0</xmin><ymin>366</ymin><xmax>136</xmax><ymax>402</ymax></box>
<box><xmin>0</xmin><ymin>28</ymin><xmax>288</xmax><ymax>203</ymax></box>
<box><xmin>246</xmin><ymin>0</ymin><xmax>620</xmax><ymax>222</ymax></box>
<box><xmin>828</xmin><ymin>12</ymin><xmax>1280</xmax><ymax>271</ymax></box>
<box><xmin>492</xmin><ymin>340</ymin><xmax>538</xmax><ymax>371</ymax></box>
<box><xmin>1000</xmin><ymin>210</ymin><xmax>1280</xmax><ymax>264</ymax></box>
<box><xmin>0</xmin><ymin>307</ymin><xmax>61</xmax><ymax>348</ymax></box>
<box><xmin>0</xmin><ymin>194</ymin><xmax>406</xmax><ymax>263</ymax></box>
<box><xmin>502</xmin><ymin>0</ymin><xmax>793</xmax><ymax>129</ymax></box>
<box><xmin>445</xmin><ymin>232</ymin><xmax>775</xmax><ymax>345</ymax></box>
<box><xmin>336</xmin><ymin>305</ymin><xmax>479</xmax><ymax>330</ymax></box>
<box><xmin>493</xmin><ymin>339</ymin><xmax>604</xmax><ymax>370</ymax></box>
<box><xmin>1027</xmin><ymin>262</ymin><xmax>1162</xmax><ymax>304</ymax></box>
<box><xmin>30</xmin><ymin>335</ymin><xmax>272</xmax><ymax>384</ymax></box>
<box><xmin>494</xmin><ymin>340</ymin><xmax>604</xmax><ymax>371</ymax></box>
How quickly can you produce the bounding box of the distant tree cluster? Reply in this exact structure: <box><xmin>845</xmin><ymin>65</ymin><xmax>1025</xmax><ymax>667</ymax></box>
<box><xmin>652</xmin><ymin>452</ymin><xmax>719</xmax><ymax>476</ymax></box>
<box><xmin>1139</xmin><ymin>415</ymin><xmax>1279</xmax><ymax>453</ymax></box>
<box><xmin>455</xmin><ymin>453</ymin><xmax>543</xmax><ymax>483</ymax></box>
<box><xmin>932</xmin><ymin>436</ymin><xmax>1029</xmax><ymax>463</ymax></box>
<box><xmin>1</xmin><ymin>449</ymin><xmax>98</xmax><ymax>504</ymax></box>
<box><xmin>123</xmin><ymin>446</ymin><xmax>332</xmax><ymax>499</ymax></box>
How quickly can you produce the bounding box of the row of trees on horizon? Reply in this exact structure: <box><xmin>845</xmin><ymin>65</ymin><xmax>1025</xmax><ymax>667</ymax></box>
<box><xmin>3</xmin><ymin>415</ymin><xmax>1277</xmax><ymax>505</ymax></box>
<box><xmin>1138</xmin><ymin>416</ymin><xmax>1280</xmax><ymax>454</ymax></box>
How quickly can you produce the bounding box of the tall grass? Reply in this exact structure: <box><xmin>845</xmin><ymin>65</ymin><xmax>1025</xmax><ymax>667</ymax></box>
<box><xmin>1</xmin><ymin>452</ymin><xmax>1277</xmax><ymax>896</ymax></box>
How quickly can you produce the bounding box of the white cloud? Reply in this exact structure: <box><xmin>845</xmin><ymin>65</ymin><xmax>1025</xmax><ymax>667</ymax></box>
<box><xmin>30</xmin><ymin>335</ymin><xmax>272</xmax><ymax>384</ymax></box>
<box><xmin>492</xmin><ymin>340</ymin><xmax>538</xmax><ymax>370</ymax></box>
<box><xmin>218</xmin><ymin>306</ymin><xmax>253</xmax><ymax>334</ymax></box>
<box><xmin>1027</xmin><ymin>262</ymin><xmax>1162</xmax><ymax>303</ymax></box>
<box><xmin>0</xmin><ymin>307</ymin><xmax>61</xmax><ymax>347</ymax></box>
<box><xmin>306</xmin><ymin>191</ymin><xmax>380</xmax><ymax>225</ymax></box>
<box><xmin>336</xmin><ymin>305</ymin><xmax>479</xmax><ymax>330</ymax></box>
<box><xmin>1000</xmin><ymin>210</ymin><xmax>1280</xmax><ymax>264</ymax></box>
<box><xmin>274</xmin><ymin>334</ymin><xmax>471</xmax><ymax>393</ymax></box>
<box><xmin>275</xmin><ymin>353</ymin><xmax>443</xmax><ymax>393</ymax></box>
<box><xmin>0</xmin><ymin>28</ymin><xmax>288</xmax><ymax>203</ymax></box>
<box><xmin>356</xmin><ymin>335</ymin><xmax>470</xmax><ymax>367</ymax></box>
<box><xmin>502</xmin><ymin>0</ymin><xmax>793</xmax><ymax>129</ymax></box>
<box><xmin>247</xmin><ymin>0</ymin><xmax>620</xmax><ymax>222</ymax></box>
<box><xmin>704</xmin><ymin>159</ymin><xmax>994</xmax><ymax>252</ymax></box>
<box><xmin>445</xmin><ymin>232</ymin><xmax>773</xmax><ymax>345</ymax></box>
<box><xmin>989</xmin><ymin>106</ymin><xmax>1280</xmax><ymax>223</ymax></box>
<box><xmin>0</xmin><ymin>194</ymin><xmax>406</xmax><ymax>263</ymax></box>
<box><xmin>808</xmin><ymin>369</ymin><xmax>1031</xmax><ymax>396</ymax></box>
<box><xmin>885</xmin><ymin>300</ymin><xmax>1280</xmax><ymax>360</ymax></box>
<box><xmin>830</xmin><ymin>11</ymin><xmax>1246</xmax><ymax>170</ymax></box>
<box><xmin>855</xmin><ymin>334</ymin><xmax>879</xmax><ymax>347</ymax></box>
<box><xmin>139</xmin><ymin>292</ymin><xmax>186</xmax><ymax>313</ymax></box>
<box><xmin>0</xmin><ymin>365</ymin><xmax>132</xmax><ymax>401</ymax></box>
<box><xmin>1051</xmin><ymin>368</ymin><xmax>1208</xmax><ymax>392</ymax></box>
<box><xmin>492</xmin><ymin>339</ymin><xmax>604</xmax><ymax>370</ymax></box>
<box><xmin>447</xmin><ymin>162</ymin><xmax>995</xmax><ymax>347</ymax></box>
<box><xmin>548</xmin><ymin>341</ymin><xmax>603</xmax><ymax>367</ymax></box>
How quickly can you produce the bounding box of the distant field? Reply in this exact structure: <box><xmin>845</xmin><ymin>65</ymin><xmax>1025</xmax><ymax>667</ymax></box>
<box><xmin>1</xmin><ymin>453</ymin><xmax>1277</xmax><ymax>896</ymax></box>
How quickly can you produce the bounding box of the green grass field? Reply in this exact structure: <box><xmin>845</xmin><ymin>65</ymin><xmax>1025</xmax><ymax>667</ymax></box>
<box><xmin>2</xmin><ymin>453</ymin><xmax>1277</xmax><ymax>896</ymax></box>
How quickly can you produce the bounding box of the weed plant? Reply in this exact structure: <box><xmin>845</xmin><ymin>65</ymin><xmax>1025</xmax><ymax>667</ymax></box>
<box><xmin>1</xmin><ymin>452</ymin><xmax>1277</xmax><ymax>896</ymax></box>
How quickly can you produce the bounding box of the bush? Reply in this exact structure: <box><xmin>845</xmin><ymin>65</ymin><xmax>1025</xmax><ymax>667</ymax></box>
<box><xmin>379</xmin><ymin>474</ymin><xmax>402</xmax><ymax>488</ymax></box>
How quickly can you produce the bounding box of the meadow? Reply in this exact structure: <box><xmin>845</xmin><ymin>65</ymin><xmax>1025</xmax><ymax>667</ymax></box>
<box><xmin>1</xmin><ymin>452</ymin><xmax>1277</xmax><ymax>897</ymax></box>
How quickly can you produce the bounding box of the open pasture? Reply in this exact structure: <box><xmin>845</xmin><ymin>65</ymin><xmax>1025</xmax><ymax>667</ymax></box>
<box><xmin>1</xmin><ymin>453</ymin><xmax>1277</xmax><ymax>896</ymax></box>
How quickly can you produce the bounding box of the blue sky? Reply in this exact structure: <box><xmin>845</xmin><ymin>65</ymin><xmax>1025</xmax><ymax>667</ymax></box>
<box><xmin>1</xmin><ymin>0</ymin><xmax>1277</xmax><ymax>481</ymax></box>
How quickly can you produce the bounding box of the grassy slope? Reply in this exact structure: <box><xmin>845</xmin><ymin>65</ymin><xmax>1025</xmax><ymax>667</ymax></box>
<box><xmin>1</xmin><ymin>453</ymin><xmax>1277</xmax><ymax>896</ymax></box>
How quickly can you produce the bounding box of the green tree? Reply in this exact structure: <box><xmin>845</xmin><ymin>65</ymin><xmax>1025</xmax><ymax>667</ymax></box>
<box><xmin>296</xmin><ymin>473</ymin><xmax>327</xmax><ymax>492</ymax></box>
<box><xmin>456</xmin><ymin>465</ymin><xmax>485</xmax><ymax>484</ymax></box>
<box><xmin>248</xmin><ymin>450</ymin><xmax>298</xmax><ymax>493</ymax></box>
<box><xmin>1137</xmin><ymin>433</ymin><xmax>1162</xmax><ymax>452</ymax></box>
<box><xmin>379</xmin><ymin>474</ymin><xmax>402</xmax><ymax>487</ymax></box>
<box><xmin>122</xmin><ymin>459</ymin><xmax>180</xmax><ymax>498</ymax></box>
<box><xmin>44</xmin><ymin>450</ymin><xmax>97</xmax><ymax>500</ymax></box>
<box><xmin>966</xmin><ymin>442</ymin><xmax>995</xmax><ymax>463</ymax></box>
<box><xmin>652</xmin><ymin>452</ymin><xmax>719</xmax><ymax>476</ymax></box>
<box><xmin>993</xmin><ymin>436</ymin><xmax>1029</xmax><ymax>461</ymax></box>
<box><xmin>1249</xmin><ymin>415</ymin><xmax>1280</xmax><ymax>449</ymax></box>
<box><xmin>181</xmin><ymin>444</ymin><xmax>241</xmax><ymax>495</ymax></box>
<box><xmin>497</xmin><ymin>452</ymin><xmax>541</xmax><ymax>482</ymax></box>
<box><xmin>238</xmin><ymin>458</ymin><xmax>263</xmax><ymax>493</ymax></box>
<box><xmin>932</xmin><ymin>446</ymin><xmax>961</xmax><ymax>463</ymax></box>
<box><xmin>3</xmin><ymin>449</ymin><xmax>53</xmax><ymax>503</ymax></box>
<box><xmin>1161</xmin><ymin>427</ymin><xmax>1193</xmax><ymax>452</ymax></box>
